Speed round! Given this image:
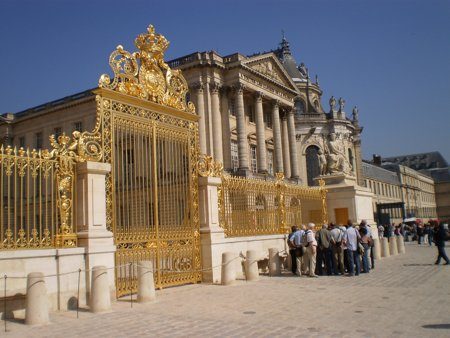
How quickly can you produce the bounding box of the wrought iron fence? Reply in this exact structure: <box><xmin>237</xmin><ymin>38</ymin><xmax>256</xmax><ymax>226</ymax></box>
<box><xmin>219</xmin><ymin>173</ymin><xmax>327</xmax><ymax>237</ymax></box>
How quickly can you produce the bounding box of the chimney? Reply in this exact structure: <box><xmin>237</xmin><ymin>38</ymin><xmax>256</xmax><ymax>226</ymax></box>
<box><xmin>373</xmin><ymin>154</ymin><xmax>382</xmax><ymax>166</ymax></box>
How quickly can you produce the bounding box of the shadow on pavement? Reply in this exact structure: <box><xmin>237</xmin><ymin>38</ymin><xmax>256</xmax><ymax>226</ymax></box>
<box><xmin>422</xmin><ymin>324</ymin><xmax>450</xmax><ymax>329</ymax></box>
<box><xmin>403</xmin><ymin>264</ymin><xmax>434</xmax><ymax>266</ymax></box>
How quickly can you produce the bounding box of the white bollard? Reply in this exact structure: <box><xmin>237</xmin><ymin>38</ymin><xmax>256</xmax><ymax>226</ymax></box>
<box><xmin>373</xmin><ymin>238</ymin><xmax>381</xmax><ymax>260</ymax></box>
<box><xmin>389</xmin><ymin>237</ymin><xmax>399</xmax><ymax>256</ymax></box>
<box><xmin>268</xmin><ymin>248</ymin><xmax>281</xmax><ymax>276</ymax></box>
<box><xmin>381</xmin><ymin>237</ymin><xmax>390</xmax><ymax>258</ymax></box>
<box><xmin>90</xmin><ymin>266</ymin><xmax>111</xmax><ymax>313</ymax></box>
<box><xmin>137</xmin><ymin>261</ymin><xmax>156</xmax><ymax>303</ymax></box>
<box><xmin>244</xmin><ymin>250</ymin><xmax>259</xmax><ymax>282</ymax></box>
<box><xmin>25</xmin><ymin>272</ymin><xmax>49</xmax><ymax>325</ymax></box>
<box><xmin>397</xmin><ymin>235</ymin><xmax>406</xmax><ymax>254</ymax></box>
<box><xmin>221</xmin><ymin>252</ymin><xmax>236</xmax><ymax>285</ymax></box>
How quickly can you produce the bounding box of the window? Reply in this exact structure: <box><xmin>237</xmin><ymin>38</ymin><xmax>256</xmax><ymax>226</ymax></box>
<box><xmin>267</xmin><ymin>149</ymin><xmax>274</xmax><ymax>176</ymax></box>
<box><xmin>54</xmin><ymin>127</ymin><xmax>62</xmax><ymax>138</ymax></box>
<box><xmin>35</xmin><ymin>132</ymin><xmax>43</xmax><ymax>149</ymax></box>
<box><xmin>248</xmin><ymin>105</ymin><xmax>255</xmax><ymax>123</ymax></box>
<box><xmin>229</xmin><ymin>99</ymin><xmax>236</xmax><ymax>116</ymax></box>
<box><xmin>231</xmin><ymin>140</ymin><xmax>239</xmax><ymax>172</ymax></box>
<box><xmin>19</xmin><ymin>136</ymin><xmax>25</xmax><ymax>148</ymax></box>
<box><xmin>265</xmin><ymin>111</ymin><xmax>272</xmax><ymax>129</ymax></box>
<box><xmin>250</xmin><ymin>145</ymin><xmax>257</xmax><ymax>173</ymax></box>
<box><xmin>74</xmin><ymin>121</ymin><xmax>83</xmax><ymax>132</ymax></box>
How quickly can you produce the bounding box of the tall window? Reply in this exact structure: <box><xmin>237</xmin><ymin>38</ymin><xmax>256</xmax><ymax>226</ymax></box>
<box><xmin>250</xmin><ymin>145</ymin><xmax>257</xmax><ymax>173</ymax></box>
<box><xmin>295</xmin><ymin>99</ymin><xmax>305</xmax><ymax>115</ymax></box>
<box><xmin>306</xmin><ymin>145</ymin><xmax>320</xmax><ymax>186</ymax></box>
<box><xmin>248</xmin><ymin>105</ymin><xmax>255</xmax><ymax>123</ymax></box>
<box><xmin>229</xmin><ymin>98</ymin><xmax>236</xmax><ymax>116</ymax></box>
<box><xmin>231</xmin><ymin>140</ymin><xmax>239</xmax><ymax>172</ymax></box>
<box><xmin>267</xmin><ymin>149</ymin><xmax>274</xmax><ymax>176</ymax></box>
<box><xmin>54</xmin><ymin>127</ymin><xmax>62</xmax><ymax>138</ymax></box>
<box><xmin>74</xmin><ymin>121</ymin><xmax>83</xmax><ymax>132</ymax></box>
<box><xmin>35</xmin><ymin>132</ymin><xmax>43</xmax><ymax>149</ymax></box>
<box><xmin>19</xmin><ymin>136</ymin><xmax>25</xmax><ymax>148</ymax></box>
<box><xmin>265</xmin><ymin>111</ymin><xmax>272</xmax><ymax>129</ymax></box>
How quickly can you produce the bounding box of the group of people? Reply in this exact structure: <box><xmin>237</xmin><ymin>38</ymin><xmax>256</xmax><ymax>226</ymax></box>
<box><xmin>288</xmin><ymin>220</ymin><xmax>374</xmax><ymax>278</ymax></box>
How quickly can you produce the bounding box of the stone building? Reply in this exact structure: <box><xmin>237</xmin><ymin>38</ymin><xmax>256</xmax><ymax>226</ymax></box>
<box><xmin>382</xmin><ymin>152</ymin><xmax>450</xmax><ymax>222</ymax></box>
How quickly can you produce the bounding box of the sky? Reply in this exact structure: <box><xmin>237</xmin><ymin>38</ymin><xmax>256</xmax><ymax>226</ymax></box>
<box><xmin>1</xmin><ymin>0</ymin><xmax>449</xmax><ymax>161</ymax></box>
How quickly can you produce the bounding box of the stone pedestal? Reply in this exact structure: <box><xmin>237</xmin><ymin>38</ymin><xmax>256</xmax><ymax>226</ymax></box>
<box><xmin>198</xmin><ymin>176</ymin><xmax>226</xmax><ymax>283</ymax></box>
<box><xmin>221</xmin><ymin>252</ymin><xmax>236</xmax><ymax>285</ymax></box>
<box><xmin>397</xmin><ymin>235</ymin><xmax>406</xmax><ymax>254</ymax></box>
<box><xmin>90</xmin><ymin>266</ymin><xmax>111</xmax><ymax>313</ymax></box>
<box><xmin>25</xmin><ymin>272</ymin><xmax>49</xmax><ymax>325</ymax></box>
<box><xmin>244</xmin><ymin>250</ymin><xmax>259</xmax><ymax>281</ymax></box>
<box><xmin>137</xmin><ymin>261</ymin><xmax>156</xmax><ymax>303</ymax></box>
<box><xmin>268</xmin><ymin>248</ymin><xmax>281</xmax><ymax>276</ymax></box>
<box><xmin>389</xmin><ymin>237</ymin><xmax>399</xmax><ymax>256</ymax></box>
<box><xmin>381</xmin><ymin>237</ymin><xmax>390</xmax><ymax>258</ymax></box>
<box><xmin>373</xmin><ymin>238</ymin><xmax>381</xmax><ymax>260</ymax></box>
<box><xmin>76</xmin><ymin>162</ymin><xmax>116</xmax><ymax>302</ymax></box>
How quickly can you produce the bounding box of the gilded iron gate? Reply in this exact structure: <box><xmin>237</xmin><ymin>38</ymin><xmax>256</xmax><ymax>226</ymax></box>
<box><xmin>96</xmin><ymin>25</ymin><xmax>201</xmax><ymax>296</ymax></box>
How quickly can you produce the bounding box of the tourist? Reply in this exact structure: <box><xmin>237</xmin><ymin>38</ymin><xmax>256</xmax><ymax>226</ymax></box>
<box><xmin>417</xmin><ymin>224</ymin><xmax>425</xmax><ymax>245</ymax></box>
<box><xmin>359</xmin><ymin>226</ymin><xmax>371</xmax><ymax>273</ymax></box>
<box><xmin>315</xmin><ymin>224</ymin><xmax>332</xmax><ymax>275</ymax></box>
<box><xmin>303</xmin><ymin>223</ymin><xmax>318</xmax><ymax>277</ymax></box>
<box><xmin>345</xmin><ymin>220</ymin><xmax>361</xmax><ymax>276</ymax></box>
<box><xmin>288</xmin><ymin>225</ymin><xmax>304</xmax><ymax>276</ymax></box>
<box><xmin>434</xmin><ymin>222</ymin><xmax>450</xmax><ymax>265</ymax></box>
<box><xmin>378</xmin><ymin>224</ymin><xmax>384</xmax><ymax>239</ymax></box>
<box><xmin>330</xmin><ymin>223</ymin><xmax>345</xmax><ymax>275</ymax></box>
<box><xmin>361</xmin><ymin>220</ymin><xmax>375</xmax><ymax>269</ymax></box>
<box><xmin>425</xmin><ymin>224</ymin><xmax>433</xmax><ymax>246</ymax></box>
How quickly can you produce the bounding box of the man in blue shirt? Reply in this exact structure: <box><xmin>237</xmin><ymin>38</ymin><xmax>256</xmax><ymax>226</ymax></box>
<box><xmin>345</xmin><ymin>220</ymin><xmax>361</xmax><ymax>276</ymax></box>
<box><xmin>289</xmin><ymin>225</ymin><xmax>304</xmax><ymax>276</ymax></box>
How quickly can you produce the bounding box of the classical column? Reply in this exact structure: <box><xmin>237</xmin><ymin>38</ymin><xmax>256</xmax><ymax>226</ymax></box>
<box><xmin>254</xmin><ymin>92</ymin><xmax>267</xmax><ymax>173</ymax></box>
<box><xmin>220</xmin><ymin>87</ymin><xmax>232</xmax><ymax>171</ymax></box>
<box><xmin>234</xmin><ymin>84</ymin><xmax>249</xmax><ymax>171</ymax></box>
<box><xmin>271</xmin><ymin>101</ymin><xmax>283</xmax><ymax>174</ymax></box>
<box><xmin>210</xmin><ymin>82</ymin><xmax>223</xmax><ymax>163</ymax></box>
<box><xmin>281</xmin><ymin>114</ymin><xmax>291</xmax><ymax>178</ymax></box>
<box><xmin>287</xmin><ymin>109</ymin><xmax>299</xmax><ymax>179</ymax></box>
<box><xmin>194</xmin><ymin>83</ymin><xmax>207</xmax><ymax>154</ymax></box>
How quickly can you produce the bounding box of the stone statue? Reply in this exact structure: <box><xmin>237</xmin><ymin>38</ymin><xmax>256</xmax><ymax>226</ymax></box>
<box><xmin>324</xmin><ymin>133</ymin><xmax>351</xmax><ymax>175</ymax></box>
<box><xmin>298</xmin><ymin>63</ymin><xmax>308</xmax><ymax>78</ymax></box>
<box><xmin>329</xmin><ymin>96</ymin><xmax>336</xmax><ymax>112</ymax></box>
<box><xmin>352</xmin><ymin>106</ymin><xmax>359</xmax><ymax>121</ymax></box>
<box><xmin>318</xmin><ymin>149</ymin><xmax>327</xmax><ymax>176</ymax></box>
<box><xmin>338</xmin><ymin>97</ymin><xmax>345</xmax><ymax>112</ymax></box>
<box><xmin>315</xmin><ymin>74</ymin><xmax>319</xmax><ymax>85</ymax></box>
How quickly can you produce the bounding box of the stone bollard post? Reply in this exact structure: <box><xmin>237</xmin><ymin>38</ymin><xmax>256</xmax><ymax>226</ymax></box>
<box><xmin>381</xmin><ymin>237</ymin><xmax>390</xmax><ymax>258</ymax></box>
<box><xmin>268</xmin><ymin>248</ymin><xmax>281</xmax><ymax>276</ymax></box>
<box><xmin>221</xmin><ymin>252</ymin><xmax>236</xmax><ymax>285</ymax></box>
<box><xmin>397</xmin><ymin>235</ymin><xmax>406</xmax><ymax>254</ymax></box>
<box><xmin>137</xmin><ymin>261</ymin><xmax>156</xmax><ymax>303</ymax></box>
<box><xmin>372</xmin><ymin>238</ymin><xmax>381</xmax><ymax>260</ymax></box>
<box><xmin>389</xmin><ymin>237</ymin><xmax>399</xmax><ymax>256</ymax></box>
<box><xmin>90</xmin><ymin>266</ymin><xmax>111</xmax><ymax>313</ymax></box>
<box><xmin>244</xmin><ymin>250</ymin><xmax>259</xmax><ymax>282</ymax></box>
<box><xmin>25</xmin><ymin>272</ymin><xmax>49</xmax><ymax>325</ymax></box>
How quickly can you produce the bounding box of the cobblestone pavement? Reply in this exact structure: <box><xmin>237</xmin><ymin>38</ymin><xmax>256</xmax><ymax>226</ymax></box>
<box><xmin>3</xmin><ymin>243</ymin><xmax>450</xmax><ymax>337</ymax></box>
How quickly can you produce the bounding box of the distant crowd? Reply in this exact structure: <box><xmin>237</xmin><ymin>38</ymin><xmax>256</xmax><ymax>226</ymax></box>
<box><xmin>288</xmin><ymin>219</ymin><xmax>450</xmax><ymax>277</ymax></box>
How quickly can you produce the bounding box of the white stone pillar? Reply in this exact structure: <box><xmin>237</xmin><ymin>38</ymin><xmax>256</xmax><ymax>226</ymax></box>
<box><xmin>198</xmin><ymin>176</ymin><xmax>226</xmax><ymax>283</ymax></box>
<box><xmin>272</xmin><ymin>101</ymin><xmax>283</xmax><ymax>173</ymax></box>
<box><xmin>235</xmin><ymin>84</ymin><xmax>249</xmax><ymax>171</ymax></box>
<box><xmin>210</xmin><ymin>82</ymin><xmax>223</xmax><ymax>163</ymax></box>
<box><xmin>220</xmin><ymin>87</ymin><xmax>232</xmax><ymax>171</ymax></box>
<box><xmin>221</xmin><ymin>252</ymin><xmax>236</xmax><ymax>285</ymax></box>
<box><xmin>254</xmin><ymin>92</ymin><xmax>267</xmax><ymax>174</ymax></box>
<box><xmin>195</xmin><ymin>83</ymin><xmax>207</xmax><ymax>154</ymax></box>
<box><xmin>281</xmin><ymin>114</ymin><xmax>291</xmax><ymax>178</ymax></box>
<box><xmin>245</xmin><ymin>250</ymin><xmax>259</xmax><ymax>281</ymax></box>
<box><xmin>25</xmin><ymin>272</ymin><xmax>49</xmax><ymax>325</ymax></box>
<box><xmin>76</xmin><ymin>161</ymin><xmax>116</xmax><ymax>301</ymax></box>
<box><xmin>90</xmin><ymin>266</ymin><xmax>111</xmax><ymax>313</ymax></box>
<box><xmin>397</xmin><ymin>235</ymin><xmax>406</xmax><ymax>254</ymax></box>
<box><xmin>389</xmin><ymin>236</ymin><xmax>399</xmax><ymax>256</ymax></box>
<box><xmin>373</xmin><ymin>238</ymin><xmax>381</xmax><ymax>260</ymax></box>
<box><xmin>381</xmin><ymin>237</ymin><xmax>390</xmax><ymax>258</ymax></box>
<box><xmin>287</xmin><ymin>109</ymin><xmax>299</xmax><ymax>180</ymax></box>
<box><xmin>268</xmin><ymin>248</ymin><xmax>281</xmax><ymax>276</ymax></box>
<box><xmin>137</xmin><ymin>260</ymin><xmax>156</xmax><ymax>303</ymax></box>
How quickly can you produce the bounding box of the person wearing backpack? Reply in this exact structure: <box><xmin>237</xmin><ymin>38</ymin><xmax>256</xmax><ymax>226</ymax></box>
<box><xmin>315</xmin><ymin>224</ymin><xmax>332</xmax><ymax>275</ymax></box>
<box><xmin>330</xmin><ymin>223</ymin><xmax>345</xmax><ymax>275</ymax></box>
<box><xmin>345</xmin><ymin>220</ymin><xmax>361</xmax><ymax>276</ymax></box>
<box><xmin>288</xmin><ymin>225</ymin><xmax>304</xmax><ymax>275</ymax></box>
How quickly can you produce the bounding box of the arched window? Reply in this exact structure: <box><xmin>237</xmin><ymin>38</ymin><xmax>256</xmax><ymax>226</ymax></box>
<box><xmin>295</xmin><ymin>99</ymin><xmax>305</xmax><ymax>115</ymax></box>
<box><xmin>306</xmin><ymin>145</ymin><xmax>320</xmax><ymax>186</ymax></box>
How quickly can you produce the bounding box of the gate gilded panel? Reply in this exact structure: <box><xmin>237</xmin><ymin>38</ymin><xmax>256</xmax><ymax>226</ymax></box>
<box><xmin>95</xmin><ymin>25</ymin><xmax>201</xmax><ymax>296</ymax></box>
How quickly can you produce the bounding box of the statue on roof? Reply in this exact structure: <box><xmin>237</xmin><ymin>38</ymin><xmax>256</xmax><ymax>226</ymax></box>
<box><xmin>329</xmin><ymin>96</ymin><xmax>336</xmax><ymax>112</ymax></box>
<box><xmin>338</xmin><ymin>97</ymin><xmax>345</xmax><ymax>112</ymax></box>
<box><xmin>315</xmin><ymin>74</ymin><xmax>320</xmax><ymax>86</ymax></box>
<box><xmin>352</xmin><ymin>106</ymin><xmax>359</xmax><ymax>121</ymax></box>
<box><xmin>298</xmin><ymin>62</ymin><xmax>308</xmax><ymax>78</ymax></box>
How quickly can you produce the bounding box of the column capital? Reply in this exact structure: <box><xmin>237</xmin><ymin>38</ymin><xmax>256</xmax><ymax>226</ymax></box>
<box><xmin>254</xmin><ymin>91</ymin><xmax>264</xmax><ymax>101</ymax></box>
<box><xmin>219</xmin><ymin>85</ymin><xmax>230</xmax><ymax>96</ymax></box>
<box><xmin>272</xmin><ymin>100</ymin><xmax>280</xmax><ymax>108</ymax></box>
<box><xmin>210</xmin><ymin>82</ymin><xmax>221</xmax><ymax>94</ymax></box>
<box><xmin>192</xmin><ymin>82</ymin><xmax>205</xmax><ymax>92</ymax></box>
<box><xmin>232</xmin><ymin>83</ymin><xmax>245</xmax><ymax>94</ymax></box>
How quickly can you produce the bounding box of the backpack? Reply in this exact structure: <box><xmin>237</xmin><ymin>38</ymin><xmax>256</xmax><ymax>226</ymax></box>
<box><xmin>287</xmin><ymin>233</ymin><xmax>296</xmax><ymax>249</ymax></box>
<box><xmin>301</xmin><ymin>230</ymin><xmax>310</xmax><ymax>247</ymax></box>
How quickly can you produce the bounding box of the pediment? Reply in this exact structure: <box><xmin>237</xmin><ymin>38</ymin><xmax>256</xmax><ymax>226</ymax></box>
<box><xmin>242</xmin><ymin>54</ymin><xmax>297</xmax><ymax>91</ymax></box>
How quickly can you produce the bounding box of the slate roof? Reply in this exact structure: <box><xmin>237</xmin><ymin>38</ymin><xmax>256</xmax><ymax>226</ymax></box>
<box><xmin>382</xmin><ymin>152</ymin><xmax>448</xmax><ymax>170</ymax></box>
<box><xmin>362</xmin><ymin>161</ymin><xmax>400</xmax><ymax>185</ymax></box>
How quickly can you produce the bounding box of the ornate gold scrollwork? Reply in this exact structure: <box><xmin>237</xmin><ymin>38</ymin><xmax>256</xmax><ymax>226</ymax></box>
<box><xmin>42</xmin><ymin>129</ymin><xmax>103</xmax><ymax>247</ymax></box>
<box><xmin>197</xmin><ymin>154</ymin><xmax>223</xmax><ymax>177</ymax></box>
<box><xmin>318</xmin><ymin>179</ymin><xmax>328</xmax><ymax>225</ymax></box>
<box><xmin>99</xmin><ymin>25</ymin><xmax>195</xmax><ymax>114</ymax></box>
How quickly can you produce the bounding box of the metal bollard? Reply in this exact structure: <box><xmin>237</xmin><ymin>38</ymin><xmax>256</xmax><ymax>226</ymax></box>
<box><xmin>268</xmin><ymin>248</ymin><xmax>281</xmax><ymax>276</ymax></box>
<box><xmin>244</xmin><ymin>250</ymin><xmax>259</xmax><ymax>282</ymax></box>
<box><xmin>397</xmin><ymin>235</ymin><xmax>406</xmax><ymax>254</ymax></box>
<box><xmin>389</xmin><ymin>237</ymin><xmax>399</xmax><ymax>256</ymax></box>
<box><xmin>90</xmin><ymin>266</ymin><xmax>111</xmax><ymax>313</ymax></box>
<box><xmin>25</xmin><ymin>272</ymin><xmax>49</xmax><ymax>325</ymax></box>
<box><xmin>381</xmin><ymin>237</ymin><xmax>390</xmax><ymax>258</ymax></box>
<box><xmin>137</xmin><ymin>261</ymin><xmax>156</xmax><ymax>303</ymax></box>
<box><xmin>221</xmin><ymin>252</ymin><xmax>236</xmax><ymax>285</ymax></box>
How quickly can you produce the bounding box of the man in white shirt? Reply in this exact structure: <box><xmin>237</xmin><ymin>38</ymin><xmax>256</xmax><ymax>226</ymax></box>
<box><xmin>345</xmin><ymin>220</ymin><xmax>361</xmax><ymax>276</ymax></box>
<box><xmin>303</xmin><ymin>223</ymin><xmax>318</xmax><ymax>277</ymax></box>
